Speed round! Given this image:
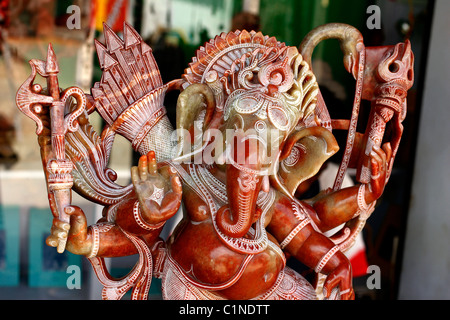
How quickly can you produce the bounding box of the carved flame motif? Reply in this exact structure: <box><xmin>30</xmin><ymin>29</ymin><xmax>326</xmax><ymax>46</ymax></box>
<box><xmin>91</xmin><ymin>22</ymin><xmax>170</xmax><ymax>156</ymax></box>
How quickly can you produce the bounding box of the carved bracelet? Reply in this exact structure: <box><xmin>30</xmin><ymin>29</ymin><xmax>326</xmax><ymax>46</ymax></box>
<box><xmin>357</xmin><ymin>184</ymin><xmax>369</xmax><ymax>211</ymax></box>
<box><xmin>314</xmin><ymin>245</ymin><xmax>340</xmax><ymax>274</ymax></box>
<box><xmin>87</xmin><ymin>224</ymin><xmax>100</xmax><ymax>259</ymax></box>
<box><xmin>86</xmin><ymin>222</ymin><xmax>115</xmax><ymax>258</ymax></box>
<box><xmin>280</xmin><ymin>219</ymin><xmax>310</xmax><ymax>249</ymax></box>
<box><xmin>133</xmin><ymin>201</ymin><xmax>166</xmax><ymax>230</ymax></box>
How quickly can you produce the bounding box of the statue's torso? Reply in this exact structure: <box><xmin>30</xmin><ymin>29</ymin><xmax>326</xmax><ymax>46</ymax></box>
<box><xmin>165</xmin><ymin>163</ymin><xmax>285</xmax><ymax>299</ymax></box>
<box><xmin>167</xmin><ymin>218</ymin><xmax>285</xmax><ymax>299</ymax></box>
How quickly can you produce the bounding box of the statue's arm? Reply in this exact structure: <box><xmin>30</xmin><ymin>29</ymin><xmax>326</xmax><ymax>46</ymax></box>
<box><xmin>267</xmin><ymin>195</ymin><xmax>353</xmax><ymax>299</ymax></box>
<box><xmin>46</xmin><ymin>204</ymin><xmax>164</xmax><ymax>258</ymax></box>
<box><xmin>307</xmin><ymin>143</ymin><xmax>392</xmax><ymax>232</ymax></box>
<box><xmin>47</xmin><ymin>151</ymin><xmax>181</xmax><ymax>258</ymax></box>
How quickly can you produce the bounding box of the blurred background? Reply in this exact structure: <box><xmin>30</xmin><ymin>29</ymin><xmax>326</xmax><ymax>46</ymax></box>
<box><xmin>0</xmin><ymin>0</ymin><xmax>447</xmax><ymax>300</ymax></box>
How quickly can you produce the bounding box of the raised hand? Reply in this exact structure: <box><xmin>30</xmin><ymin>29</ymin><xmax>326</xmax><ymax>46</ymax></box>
<box><xmin>364</xmin><ymin>142</ymin><xmax>392</xmax><ymax>204</ymax></box>
<box><xmin>131</xmin><ymin>151</ymin><xmax>182</xmax><ymax>225</ymax></box>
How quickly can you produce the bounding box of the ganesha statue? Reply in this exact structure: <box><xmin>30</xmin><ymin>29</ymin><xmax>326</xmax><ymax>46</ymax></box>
<box><xmin>16</xmin><ymin>22</ymin><xmax>413</xmax><ymax>300</ymax></box>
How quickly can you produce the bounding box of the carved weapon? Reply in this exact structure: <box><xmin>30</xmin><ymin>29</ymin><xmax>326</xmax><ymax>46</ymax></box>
<box><xmin>16</xmin><ymin>44</ymin><xmax>86</xmax><ymax>253</ymax></box>
<box><xmin>299</xmin><ymin>26</ymin><xmax>414</xmax><ymax>294</ymax></box>
<box><xmin>356</xmin><ymin>40</ymin><xmax>414</xmax><ymax>184</ymax></box>
<box><xmin>299</xmin><ymin>24</ymin><xmax>413</xmax><ymax>188</ymax></box>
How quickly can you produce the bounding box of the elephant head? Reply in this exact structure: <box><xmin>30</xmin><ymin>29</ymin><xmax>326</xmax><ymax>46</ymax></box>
<box><xmin>176</xmin><ymin>33</ymin><xmax>339</xmax><ymax>238</ymax></box>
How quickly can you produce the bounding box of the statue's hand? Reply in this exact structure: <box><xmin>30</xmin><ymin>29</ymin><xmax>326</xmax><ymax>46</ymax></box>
<box><xmin>46</xmin><ymin>206</ymin><xmax>92</xmax><ymax>256</ymax></box>
<box><xmin>323</xmin><ymin>261</ymin><xmax>354</xmax><ymax>300</ymax></box>
<box><xmin>132</xmin><ymin>151</ymin><xmax>182</xmax><ymax>225</ymax></box>
<box><xmin>365</xmin><ymin>142</ymin><xmax>392</xmax><ymax>203</ymax></box>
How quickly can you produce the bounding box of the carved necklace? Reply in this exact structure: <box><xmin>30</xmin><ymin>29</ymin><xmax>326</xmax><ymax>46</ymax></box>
<box><xmin>194</xmin><ymin>164</ymin><xmax>275</xmax><ymax>255</ymax></box>
<box><xmin>168</xmin><ymin>161</ymin><xmax>275</xmax><ymax>255</ymax></box>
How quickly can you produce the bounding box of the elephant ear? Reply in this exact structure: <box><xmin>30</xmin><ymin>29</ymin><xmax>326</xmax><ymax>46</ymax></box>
<box><xmin>174</xmin><ymin>83</ymin><xmax>216</xmax><ymax>158</ymax></box>
<box><xmin>277</xmin><ymin>126</ymin><xmax>339</xmax><ymax>196</ymax></box>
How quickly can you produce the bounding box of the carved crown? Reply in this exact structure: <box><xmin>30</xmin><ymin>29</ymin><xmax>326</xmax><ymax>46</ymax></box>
<box><xmin>182</xmin><ymin>30</ymin><xmax>319</xmax><ymax>130</ymax></box>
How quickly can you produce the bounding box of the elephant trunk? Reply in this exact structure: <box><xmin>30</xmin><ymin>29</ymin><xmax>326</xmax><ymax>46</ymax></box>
<box><xmin>216</xmin><ymin>133</ymin><xmax>265</xmax><ymax>238</ymax></box>
<box><xmin>299</xmin><ymin>23</ymin><xmax>364</xmax><ymax>78</ymax></box>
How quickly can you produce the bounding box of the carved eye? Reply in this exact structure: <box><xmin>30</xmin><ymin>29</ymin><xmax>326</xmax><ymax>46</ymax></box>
<box><xmin>284</xmin><ymin>144</ymin><xmax>303</xmax><ymax>166</ymax></box>
<box><xmin>268</xmin><ymin>104</ymin><xmax>290</xmax><ymax>131</ymax></box>
<box><xmin>234</xmin><ymin>96</ymin><xmax>261</xmax><ymax>114</ymax></box>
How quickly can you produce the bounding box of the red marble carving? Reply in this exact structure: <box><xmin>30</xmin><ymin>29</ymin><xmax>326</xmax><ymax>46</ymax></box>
<box><xmin>16</xmin><ymin>22</ymin><xmax>413</xmax><ymax>300</ymax></box>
